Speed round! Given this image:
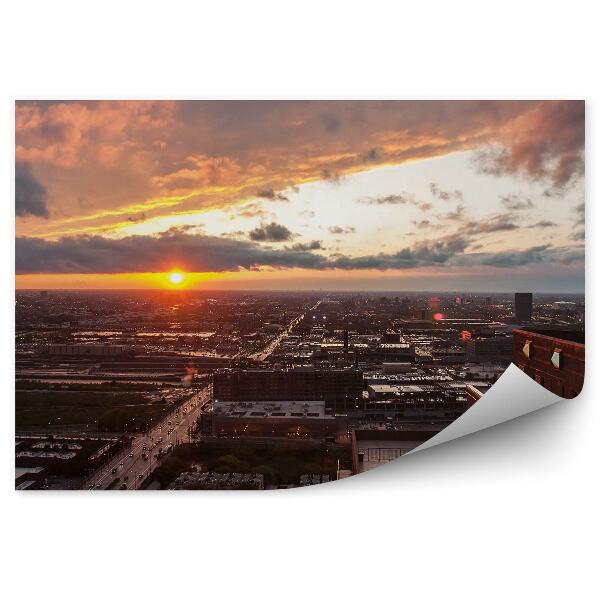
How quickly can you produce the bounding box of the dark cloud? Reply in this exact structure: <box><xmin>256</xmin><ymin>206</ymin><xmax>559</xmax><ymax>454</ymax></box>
<box><xmin>526</xmin><ymin>220</ymin><xmax>557</xmax><ymax>229</ymax></box>
<box><xmin>290</xmin><ymin>240</ymin><xmax>323</xmax><ymax>251</ymax></box>
<box><xmin>321</xmin><ymin>169</ymin><xmax>343</xmax><ymax>184</ymax></box>
<box><xmin>248</xmin><ymin>222</ymin><xmax>294</xmax><ymax>242</ymax></box>
<box><xmin>127</xmin><ymin>212</ymin><xmax>146</xmax><ymax>223</ymax></box>
<box><xmin>472</xmin><ymin>101</ymin><xmax>584</xmax><ymax>187</ymax></box>
<box><xmin>233</xmin><ymin>202</ymin><xmax>268</xmax><ymax>219</ymax></box>
<box><xmin>430</xmin><ymin>183</ymin><xmax>463</xmax><ymax>202</ymax></box>
<box><xmin>439</xmin><ymin>205</ymin><xmax>466</xmax><ymax>221</ymax></box>
<box><xmin>499</xmin><ymin>194</ymin><xmax>535</xmax><ymax>210</ymax></box>
<box><xmin>320</xmin><ymin>113</ymin><xmax>341</xmax><ymax>133</ymax></box>
<box><xmin>569</xmin><ymin>202</ymin><xmax>585</xmax><ymax>240</ymax></box>
<box><xmin>460</xmin><ymin>214</ymin><xmax>519</xmax><ymax>234</ymax></box>
<box><xmin>256</xmin><ymin>188</ymin><xmax>289</xmax><ymax>202</ymax></box>
<box><xmin>411</xmin><ymin>219</ymin><xmax>444</xmax><ymax>231</ymax></box>
<box><xmin>15</xmin><ymin>231</ymin><xmax>324</xmax><ymax>274</ymax></box>
<box><xmin>456</xmin><ymin>245</ymin><xmax>584</xmax><ymax>268</ymax></box>
<box><xmin>15</xmin><ymin>162</ymin><xmax>49</xmax><ymax>218</ymax></box>
<box><xmin>328</xmin><ymin>235</ymin><xmax>471</xmax><ymax>270</ymax></box>
<box><xmin>359</xmin><ymin>193</ymin><xmax>415</xmax><ymax>205</ymax></box>
<box><xmin>328</xmin><ymin>226</ymin><xmax>356</xmax><ymax>234</ymax></box>
<box><xmin>361</xmin><ymin>147</ymin><xmax>380</xmax><ymax>162</ymax></box>
<box><xmin>359</xmin><ymin>193</ymin><xmax>435</xmax><ymax>215</ymax></box>
<box><xmin>573</xmin><ymin>202</ymin><xmax>585</xmax><ymax>227</ymax></box>
<box><xmin>412</xmin><ymin>219</ymin><xmax>431</xmax><ymax>229</ymax></box>
<box><xmin>299</xmin><ymin>209</ymin><xmax>315</xmax><ymax>219</ymax></box>
<box><xmin>15</xmin><ymin>230</ymin><xmax>583</xmax><ymax>275</ymax></box>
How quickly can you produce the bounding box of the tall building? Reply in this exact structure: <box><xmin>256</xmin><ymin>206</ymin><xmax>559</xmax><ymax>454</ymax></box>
<box><xmin>514</xmin><ymin>292</ymin><xmax>533</xmax><ymax>322</ymax></box>
<box><xmin>512</xmin><ymin>328</ymin><xmax>584</xmax><ymax>398</ymax></box>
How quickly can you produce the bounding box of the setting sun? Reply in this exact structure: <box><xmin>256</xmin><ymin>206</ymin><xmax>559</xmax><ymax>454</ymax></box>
<box><xmin>168</xmin><ymin>271</ymin><xmax>185</xmax><ymax>285</ymax></box>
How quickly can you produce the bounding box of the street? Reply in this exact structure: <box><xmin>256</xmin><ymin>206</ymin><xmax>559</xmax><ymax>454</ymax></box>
<box><xmin>246</xmin><ymin>298</ymin><xmax>323</xmax><ymax>362</ymax></box>
<box><xmin>85</xmin><ymin>385</ymin><xmax>211</xmax><ymax>490</ymax></box>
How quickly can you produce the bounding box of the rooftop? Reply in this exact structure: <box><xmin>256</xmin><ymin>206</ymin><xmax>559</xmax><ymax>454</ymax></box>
<box><xmin>516</xmin><ymin>328</ymin><xmax>584</xmax><ymax>345</ymax></box>
<box><xmin>213</xmin><ymin>400</ymin><xmax>333</xmax><ymax>419</ymax></box>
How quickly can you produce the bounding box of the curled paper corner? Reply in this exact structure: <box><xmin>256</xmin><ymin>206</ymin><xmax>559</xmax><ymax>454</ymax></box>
<box><xmin>409</xmin><ymin>363</ymin><xmax>564</xmax><ymax>455</ymax></box>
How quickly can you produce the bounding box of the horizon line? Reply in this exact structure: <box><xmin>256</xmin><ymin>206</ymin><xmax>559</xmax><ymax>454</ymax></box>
<box><xmin>14</xmin><ymin>288</ymin><xmax>585</xmax><ymax>295</ymax></box>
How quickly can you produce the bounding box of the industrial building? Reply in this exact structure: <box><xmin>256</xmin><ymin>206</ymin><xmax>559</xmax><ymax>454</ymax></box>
<box><xmin>351</xmin><ymin>427</ymin><xmax>440</xmax><ymax>475</ymax></box>
<box><xmin>464</xmin><ymin>335</ymin><xmax>513</xmax><ymax>363</ymax></box>
<box><xmin>203</xmin><ymin>400</ymin><xmax>340</xmax><ymax>439</ymax></box>
<box><xmin>212</xmin><ymin>366</ymin><xmax>363</xmax><ymax>412</ymax></box>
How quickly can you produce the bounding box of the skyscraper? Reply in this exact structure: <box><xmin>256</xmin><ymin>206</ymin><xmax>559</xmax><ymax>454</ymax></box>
<box><xmin>514</xmin><ymin>292</ymin><xmax>533</xmax><ymax>322</ymax></box>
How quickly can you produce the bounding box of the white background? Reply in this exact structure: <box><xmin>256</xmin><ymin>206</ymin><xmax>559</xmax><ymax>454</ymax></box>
<box><xmin>0</xmin><ymin>2</ymin><xmax>597</xmax><ymax>599</ymax></box>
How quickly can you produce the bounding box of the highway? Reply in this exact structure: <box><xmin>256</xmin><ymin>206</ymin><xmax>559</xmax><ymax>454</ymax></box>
<box><xmin>85</xmin><ymin>384</ymin><xmax>211</xmax><ymax>490</ymax></box>
<box><xmin>246</xmin><ymin>298</ymin><xmax>323</xmax><ymax>362</ymax></box>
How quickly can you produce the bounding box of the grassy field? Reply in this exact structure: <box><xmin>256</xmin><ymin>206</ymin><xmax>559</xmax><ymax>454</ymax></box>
<box><xmin>15</xmin><ymin>386</ymin><xmax>182</xmax><ymax>432</ymax></box>
<box><xmin>16</xmin><ymin>380</ymin><xmax>163</xmax><ymax>392</ymax></box>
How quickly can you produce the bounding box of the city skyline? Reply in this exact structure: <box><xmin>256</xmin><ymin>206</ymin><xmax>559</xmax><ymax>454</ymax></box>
<box><xmin>16</xmin><ymin>100</ymin><xmax>585</xmax><ymax>292</ymax></box>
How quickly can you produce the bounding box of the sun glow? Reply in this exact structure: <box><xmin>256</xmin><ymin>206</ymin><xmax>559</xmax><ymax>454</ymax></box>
<box><xmin>168</xmin><ymin>271</ymin><xmax>185</xmax><ymax>285</ymax></box>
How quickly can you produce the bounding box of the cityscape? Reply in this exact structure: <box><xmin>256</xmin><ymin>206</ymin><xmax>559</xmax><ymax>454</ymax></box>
<box><xmin>15</xmin><ymin>289</ymin><xmax>584</xmax><ymax>490</ymax></box>
<box><xmin>14</xmin><ymin>100</ymin><xmax>585</xmax><ymax>490</ymax></box>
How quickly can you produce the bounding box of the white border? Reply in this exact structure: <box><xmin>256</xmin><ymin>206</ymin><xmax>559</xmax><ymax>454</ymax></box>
<box><xmin>1</xmin><ymin>3</ymin><xmax>597</xmax><ymax>599</ymax></box>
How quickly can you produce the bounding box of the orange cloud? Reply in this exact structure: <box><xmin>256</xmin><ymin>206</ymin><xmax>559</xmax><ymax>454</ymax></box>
<box><xmin>15</xmin><ymin>100</ymin><xmax>584</xmax><ymax>242</ymax></box>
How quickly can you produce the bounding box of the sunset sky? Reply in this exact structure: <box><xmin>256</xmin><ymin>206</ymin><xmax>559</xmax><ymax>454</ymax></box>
<box><xmin>15</xmin><ymin>100</ymin><xmax>585</xmax><ymax>292</ymax></box>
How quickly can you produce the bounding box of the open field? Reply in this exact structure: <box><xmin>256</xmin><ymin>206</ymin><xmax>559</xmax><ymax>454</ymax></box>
<box><xmin>15</xmin><ymin>384</ymin><xmax>187</xmax><ymax>433</ymax></box>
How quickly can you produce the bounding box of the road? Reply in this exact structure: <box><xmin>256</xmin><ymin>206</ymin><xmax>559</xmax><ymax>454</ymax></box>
<box><xmin>85</xmin><ymin>385</ymin><xmax>211</xmax><ymax>490</ymax></box>
<box><xmin>246</xmin><ymin>298</ymin><xmax>323</xmax><ymax>362</ymax></box>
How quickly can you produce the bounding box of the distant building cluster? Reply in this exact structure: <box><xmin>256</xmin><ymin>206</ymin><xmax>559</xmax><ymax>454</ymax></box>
<box><xmin>170</xmin><ymin>471</ymin><xmax>264</xmax><ymax>490</ymax></box>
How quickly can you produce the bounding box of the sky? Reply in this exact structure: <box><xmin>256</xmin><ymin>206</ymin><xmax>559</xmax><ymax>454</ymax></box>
<box><xmin>15</xmin><ymin>100</ymin><xmax>585</xmax><ymax>292</ymax></box>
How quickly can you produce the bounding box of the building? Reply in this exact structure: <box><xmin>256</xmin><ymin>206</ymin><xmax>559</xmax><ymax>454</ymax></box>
<box><xmin>514</xmin><ymin>292</ymin><xmax>533</xmax><ymax>323</ymax></box>
<box><xmin>204</xmin><ymin>400</ymin><xmax>341</xmax><ymax>439</ymax></box>
<box><xmin>512</xmin><ymin>328</ymin><xmax>584</xmax><ymax>398</ymax></box>
<box><xmin>170</xmin><ymin>471</ymin><xmax>264</xmax><ymax>490</ymax></box>
<box><xmin>212</xmin><ymin>366</ymin><xmax>363</xmax><ymax>412</ymax></box>
<box><xmin>464</xmin><ymin>335</ymin><xmax>513</xmax><ymax>363</ymax></box>
<box><xmin>46</xmin><ymin>344</ymin><xmax>135</xmax><ymax>356</ymax></box>
<box><xmin>351</xmin><ymin>428</ymin><xmax>440</xmax><ymax>475</ymax></box>
<box><xmin>357</xmin><ymin>342</ymin><xmax>416</xmax><ymax>364</ymax></box>
<box><xmin>361</xmin><ymin>383</ymin><xmax>468</xmax><ymax>421</ymax></box>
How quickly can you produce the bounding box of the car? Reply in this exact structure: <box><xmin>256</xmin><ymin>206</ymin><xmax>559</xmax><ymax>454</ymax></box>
<box><xmin>119</xmin><ymin>462</ymin><xmax>124</xmax><ymax>467</ymax></box>
<box><xmin>124</xmin><ymin>475</ymin><xmax>129</xmax><ymax>481</ymax></box>
<box><xmin>138</xmin><ymin>474</ymin><xmax>144</xmax><ymax>480</ymax></box>
<box><xmin>129</xmin><ymin>452</ymin><xmax>134</xmax><ymax>457</ymax></box>
<box><xmin>168</xmin><ymin>421</ymin><xmax>172</xmax><ymax>425</ymax></box>
<box><xmin>119</xmin><ymin>484</ymin><xmax>127</xmax><ymax>490</ymax></box>
<box><xmin>111</xmin><ymin>467</ymin><xmax>117</xmax><ymax>474</ymax></box>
